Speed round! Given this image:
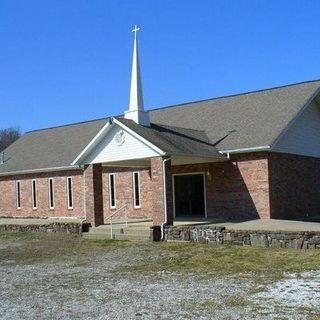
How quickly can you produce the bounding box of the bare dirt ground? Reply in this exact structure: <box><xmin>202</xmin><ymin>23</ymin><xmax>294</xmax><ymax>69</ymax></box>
<box><xmin>0</xmin><ymin>233</ymin><xmax>319</xmax><ymax>320</ymax></box>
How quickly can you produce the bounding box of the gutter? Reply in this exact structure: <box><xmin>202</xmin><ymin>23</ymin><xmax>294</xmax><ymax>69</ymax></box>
<box><xmin>219</xmin><ymin>145</ymin><xmax>270</xmax><ymax>155</ymax></box>
<box><xmin>0</xmin><ymin>165</ymin><xmax>80</xmax><ymax>177</ymax></box>
<box><xmin>160</xmin><ymin>157</ymin><xmax>171</xmax><ymax>240</ymax></box>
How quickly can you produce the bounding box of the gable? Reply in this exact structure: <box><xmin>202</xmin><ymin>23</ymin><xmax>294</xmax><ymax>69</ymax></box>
<box><xmin>83</xmin><ymin>124</ymin><xmax>163</xmax><ymax>164</ymax></box>
<box><xmin>273</xmin><ymin>98</ymin><xmax>320</xmax><ymax>158</ymax></box>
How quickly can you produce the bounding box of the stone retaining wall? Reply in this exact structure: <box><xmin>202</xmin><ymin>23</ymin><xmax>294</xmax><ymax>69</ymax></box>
<box><xmin>0</xmin><ymin>223</ymin><xmax>82</xmax><ymax>234</ymax></box>
<box><xmin>165</xmin><ymin>225</ymin><xmax>320</xmax><ymax>249</ymax></box>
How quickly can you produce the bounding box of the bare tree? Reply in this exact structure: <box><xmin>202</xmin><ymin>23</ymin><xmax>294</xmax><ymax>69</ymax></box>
<box><xmin>0</xmin><ymin>127</ymin><xmax>22</xmax><ymax>152</ymax></box>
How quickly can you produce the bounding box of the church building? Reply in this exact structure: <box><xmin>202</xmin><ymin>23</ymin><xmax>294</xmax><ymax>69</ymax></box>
<box><xmin>1</xmin><ymin>26</ymin><xmax>320</xmax><ymax>233</ymax></box>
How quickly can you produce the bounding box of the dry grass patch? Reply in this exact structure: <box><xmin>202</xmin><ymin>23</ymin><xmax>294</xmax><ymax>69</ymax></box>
<box><xmin>125</xmin><ymin>242</ymin><xmax>320</xmax><ymax>280</ymax></box>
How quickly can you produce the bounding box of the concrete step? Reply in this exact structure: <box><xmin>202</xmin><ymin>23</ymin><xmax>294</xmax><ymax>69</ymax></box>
<box><xmin>103</xmin><ymin>218</ymin><xmax>152</xmax><ymax>226</ymax></box>
<box><xmin>82</xmin><ymin>232</ymin><xmax>150</xmax><ymax>241</ymax></box>
<box><xmin>88</xmin><ymin>227</ymin><xmax>151</xmax><ymax>236</ymax></box>
<box><xmin>82</xmin><ymin>221</ymin><xmax>152</xmax><ymax>241</ymax></box>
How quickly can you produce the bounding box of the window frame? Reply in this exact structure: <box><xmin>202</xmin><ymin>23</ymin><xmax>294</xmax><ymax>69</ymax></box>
<box><xmin>31</xmin><ymin>179</ymin><xmax>37</xmax><ymax>210</ymax></box>
<box><xmin>133</xmin><ymin>171</ymin><xmax>141</xmax><ymax>208</ymax></box>
<box><xmin>48</xmin><ymin>178</ymin><xmax>55</xmax><ymax>210</ymax></box>
<box><xmin>16</xmin><ymin>180</ymin><xmax>21</xmax><ymax>210</ymax></box>
<box><xmin>109</xmin><ymin>173</ymin><xmax>116</xmax><ymax>209</ymax></box>
<box><xmin>66</xmin><ymin>177</ymin><xmax>73</xmax><ymax>210</ymax></box>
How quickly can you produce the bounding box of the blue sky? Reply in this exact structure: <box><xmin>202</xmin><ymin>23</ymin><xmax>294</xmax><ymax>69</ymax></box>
<box><xmin>1</xmin><ymin>0</ymin><xmax>319</xmax><ymax>132</ymax></box>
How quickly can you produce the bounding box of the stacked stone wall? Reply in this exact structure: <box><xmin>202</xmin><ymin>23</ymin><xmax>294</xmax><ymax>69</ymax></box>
<box><xmin>0</xmin><ymin>222</ymin><xmax>81</xmax><ymax>234</ymax></box>
<box><xmin>165</xmin><ymin>225</ymin><xmax>320</xmax><ymax>250</ymax></box>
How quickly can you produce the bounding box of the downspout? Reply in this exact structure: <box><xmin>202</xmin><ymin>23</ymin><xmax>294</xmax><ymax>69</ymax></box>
<box><xmin>160</xmin><ymin>157</ymin><xmax>171</xmax><ymax>240</ymax></box>
<box><xmin>81</xmin><ymin>165</ymin><xmax>87</xmax><ymax>231</ymax></box>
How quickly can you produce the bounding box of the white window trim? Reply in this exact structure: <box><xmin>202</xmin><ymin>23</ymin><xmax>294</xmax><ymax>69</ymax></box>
<box><xmin>48</xmin><ymin>178</ymin><xmax>55</xmax><ymax>210</ymax></box>
<box><xmin>133</xmin><ymin>171</ymin><xmax>141</xmax><ymax>208</ymax></box>
<box><xmin>109</xmin><ymin>173</ymin><xmax>116</xmax><ymax>209</ymax></box>
<box><xmin>16</xmin><ymin>180</ymin><xmax>21</xmax><ymax>210</ymax></box>
<box><xmin>172</xmin><ymin>172</ymin><xmax>207</xmax><ymax>219</ymax></box>
<box><xmin>31</xmin><ymin>179</ymin><xmax>37</xmax><ymax>210</ymax></box>
<box><xmin>67</xmin><ymin>177</ymin><xmax>73</xmax><ymax>210</ymax></box>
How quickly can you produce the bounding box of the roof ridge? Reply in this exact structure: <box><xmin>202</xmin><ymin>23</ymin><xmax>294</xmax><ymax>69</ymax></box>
<box><xmin>26</xmin><ymin>116</ymin><xmax>110</xmax><ymax>134</ymax></box>
<box><xmin>150</xmin><ymin>79</ymin><xmax>320</xmax><ymax>112</ymax></box>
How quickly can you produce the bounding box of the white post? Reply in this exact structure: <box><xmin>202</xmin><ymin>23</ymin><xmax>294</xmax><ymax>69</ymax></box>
<box><xmin>110</xmin><ymin>216</ymin><xmax>113</xmax><ymax>239</ymax></box>
<box><xmin>125</xmin><ymin>205</ymin><xmax>128</xmax><ymax>228</ymax></box>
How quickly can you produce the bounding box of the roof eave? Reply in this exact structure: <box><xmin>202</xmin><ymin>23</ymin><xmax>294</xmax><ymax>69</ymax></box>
<box><xmin>219</xmin><ymin>146</ymin><xmax>271</xmax><ymax>154</ymax></box>
<box><xmin>167</xmin><ymin>152</ymin><xmax>227</xmax><ymax>160</ymax></box>
<box><xmin>0</xmin><ymin>165</ymin><xmax>80</xmax><ymax>177</ymax></box>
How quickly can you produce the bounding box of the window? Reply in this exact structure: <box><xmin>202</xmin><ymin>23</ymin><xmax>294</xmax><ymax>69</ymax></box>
<box><xmin>48</xmin><ymin>178</ymin><xmax>54</xmax><ymax>209</ymax></box>
<box><xmin>16</xmin><ymin>181</ymin><xmax>21</xmax><ymax>209</ymax></box>
<box><xmin>133</xmin><ymin>171</ymin><xmax>141</xmax><ymax>208</ymax></box>
<box><xmin>67</xmin><ymin>177</ymin><xmax>73</xmax><ymax>209</ymax></box>
<box><xmin>32</xmin><ymin>179</ymin><xmax>37</xmax><ymax>209</ymax></box>
<box><xmin>109</xmin><ymin>173</ymin><xmax>116</xmax><ymax>208</ymax></box>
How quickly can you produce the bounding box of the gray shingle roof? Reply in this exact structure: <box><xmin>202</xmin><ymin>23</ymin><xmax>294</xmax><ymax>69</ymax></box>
<box><xmin>150</xmin><ymin>80</ymin><xmax>320</xmax><ymax>151</ymax></box>
<box><xmin>0</xmin><ymin>118</ymin><xmax>108</xmax><ymax>174</ymax></box>
<box><xmin>117</xmin><ymin>118</ymin><xmax>224</xmax><ymax>159</ymax></box>
<box><xmin>1</xmin><ymin>80</ymin><xmax>320</xmax><ymax>175</ymax></box>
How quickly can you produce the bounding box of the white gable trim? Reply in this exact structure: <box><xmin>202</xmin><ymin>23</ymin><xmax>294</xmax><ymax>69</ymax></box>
<box><xmin>71</xmin><ymin>120</ymin><xmax>112</xmax><ymax>165</ymax></box>
<box><xmin>271</xmin><ymin>88</ymin><xmax>320</xmax><ymax>150</ymax></box>
<box><xmin>71</xmin><ymin>118</ymin><xmax>165</xmax><ymax>166</ymax></box>
<box><xmin>112</xmin><ymin>118</ymin><xmax>164</xmax><ymax>155</ymax></box>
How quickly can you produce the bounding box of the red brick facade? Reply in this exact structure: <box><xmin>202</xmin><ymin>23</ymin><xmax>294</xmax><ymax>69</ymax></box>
<box><xmin>172</xmin><ymin>152</ymin><xmax>270</xmax><ymax>220</ymax></box>
<box><xmin>269</xmin><ymin>153</ymin><xmax>320</xmax><ymax>219</ymax></box>
<box><xmin>0</xmin><ymin>170</ymin><xmax>84</xmax><ymax>218</ymax></box>
<box><xmin>84</xmin><ymin>164</ymin><xmax>104</xmax><ymax>226</ymax></box>
<box><xmin>1</xmin><ymin>152</ymin><xmax>320</xmax><ymax>224</ymax></box>
<box><xmin>101</xmin><ymin>156</ymin><xmax>173</xmax><ymax>226</ymax></box>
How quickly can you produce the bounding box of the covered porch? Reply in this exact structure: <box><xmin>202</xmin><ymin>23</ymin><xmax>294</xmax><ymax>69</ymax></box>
<box><xmin>83</xmin><ymin>153</ymin><xmax>227</xmax><ymax>228</ymax></box>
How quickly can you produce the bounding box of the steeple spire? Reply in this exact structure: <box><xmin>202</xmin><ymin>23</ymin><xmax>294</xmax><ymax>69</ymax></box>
<box><xmin>124</xmin><ymin>25</ymin><xmax>150</xmax><ymax>126</ymax></box>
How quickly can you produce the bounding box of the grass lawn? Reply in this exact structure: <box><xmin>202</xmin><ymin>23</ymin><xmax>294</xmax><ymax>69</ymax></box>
<box><xmin>1</xmin><ymin>232</ymin><xmax>320</xmax><ymax>319</ymax></box>
<box><xmin>1</xmin><ymin>232</ymin><xmax>319</xmax><ymax>279</ymax></box>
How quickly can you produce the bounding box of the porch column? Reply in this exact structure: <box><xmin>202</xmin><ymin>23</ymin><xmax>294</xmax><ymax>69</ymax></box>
<box><xmin>84</xmin><ymin>164</ymin><xmax>104</xmax><ymax>227</ymax></box>
<box><xmin>151</xmin><ymin>156</ymin><xmax>173</xmax><ymax>226</ymax></box>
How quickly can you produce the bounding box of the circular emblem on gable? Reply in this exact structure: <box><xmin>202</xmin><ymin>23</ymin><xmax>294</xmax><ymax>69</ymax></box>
<box><xmin>114</xmin><ymin>130</ymin><xmax>125</xmax><ymax>146</ymax></box>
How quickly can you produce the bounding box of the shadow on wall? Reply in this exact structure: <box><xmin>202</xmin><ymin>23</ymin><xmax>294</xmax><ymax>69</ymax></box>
<box><xmin>172</xmin><ymin>158</ymin><xmax>264</xmax><ymax>221</ymax></box>
<box><xmin>208</xmin><ymin>161</ymin><xmax>261</xmax><ymax>221</ymax></box>
<box><xmin>269</xmin><ymin>153</ymin><xmax>320</xmax><ymax>221</ymax></box>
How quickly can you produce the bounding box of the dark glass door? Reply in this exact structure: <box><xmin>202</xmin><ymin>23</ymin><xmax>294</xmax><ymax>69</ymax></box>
<box><xmin>174</xmin><ymin>174</ymin><xmax>205</xmax><ymax>217</ymax></box>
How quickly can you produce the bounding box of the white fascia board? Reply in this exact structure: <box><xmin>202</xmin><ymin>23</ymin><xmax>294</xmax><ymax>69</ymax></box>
<box><xmin>0</xmin><ymin>165</ymin><xmax>80</xmax><ymax>177</ymax></box>
<box><xmin>169</xmin><ymin>153</ymin><xmax>226</xmax><ymax>160</ymax></box>
<box><xmin>219</xmin><ymin>146</ymin><xmax>270</xmax><ymax>154</ymax></box>
<box><xmin>71</xmin><ymin>120</ymin><xmax>112</xmax><ymax>165</ymax></box>
<box><xmin>112</xmin><ymin>118</ymin><xmax>165</xmax><ymax>155</ymax></box>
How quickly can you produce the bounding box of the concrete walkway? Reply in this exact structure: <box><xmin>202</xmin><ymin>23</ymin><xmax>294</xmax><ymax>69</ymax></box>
<box><xmin>1</xmin><ymin>217</ymin><xmax>320</xmax><ymax>232</ymax></box>
<box><xmin>175</xmin><ymin>219</ymin><xmax>320</xmax><ymax>232</ymax></box>
<box><xmin>0</xmin><ymin>218</ymin><xmax>82</xmax><ymax>225</ymax></box>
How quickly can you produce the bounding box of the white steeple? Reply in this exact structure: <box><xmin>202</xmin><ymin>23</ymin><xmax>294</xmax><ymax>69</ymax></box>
<box><xmin>124</xmin><ymin>25</ymin><xmax>150</xmax><ymax>126</ymax></box>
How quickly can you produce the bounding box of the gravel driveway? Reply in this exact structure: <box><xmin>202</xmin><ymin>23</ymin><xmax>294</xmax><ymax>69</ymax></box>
<box><xmin>0</xmin><ymin>234</ymin><xmax>319</xmax><ymax>320</ymax></box>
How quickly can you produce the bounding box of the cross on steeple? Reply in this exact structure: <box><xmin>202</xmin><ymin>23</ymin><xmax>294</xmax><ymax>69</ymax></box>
<box><xmin>132</xmin><ymin>25</ymin><xmax>140</xmax><ymax>35</ymax></box>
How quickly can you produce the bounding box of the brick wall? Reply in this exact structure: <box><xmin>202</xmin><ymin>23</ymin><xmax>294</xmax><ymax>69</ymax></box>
<box><xmin>84</xmin><ymin>164</ymin><xmax>104</xmax><ymax>227</ymax></box>
<box><xmin>269</xmin><ymin>152</ymin><xmax>320</xmax><ymax>219</ymax></box>
<box><xmin>102</xmin><ymin>156</ymin><xmax>173</xmax><ymax>226</ymax></box>
<box><xmin>0</xmin><ymin>170</ymin><xmax>84</xmax><ymax>218</ymax></box>
<box><xmin>3</xmin><ymin>152</ymin><xmax>318</xmax><ymax>223</ymax></box>
<box><xmin>172</xmin><ymin>152</ymin><xmax>270</xmax><ymax>220</ymax></box>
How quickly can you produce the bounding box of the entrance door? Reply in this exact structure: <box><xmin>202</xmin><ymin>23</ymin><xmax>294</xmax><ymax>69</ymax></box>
<box><xmin>174</xmin><ymin>174</ymin><xmax>206</xmax><ymax>217</ymax></box>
